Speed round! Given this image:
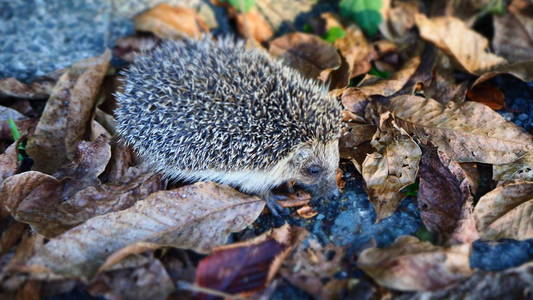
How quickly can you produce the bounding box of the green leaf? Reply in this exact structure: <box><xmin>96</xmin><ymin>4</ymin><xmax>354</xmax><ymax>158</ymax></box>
<box><xmin>339</xmin><ymin>0</ymin><xmax>383</xmax><ymax>37</ymax></box>
<box><xmin>8</xmin><ymin>117</ymin><xmax>20</xmax><ymax>141</ymax></box>
<box><xmin>323</xmin><ymin>26</ymin><xmax>346</xmax><ymax>43</ymax></box>
<box><xmin>401</xmin><ymin>180</ymin><xmax>419</xmax><ymax>197</ymax></box>
<box><xmin>221</xmin><ymin>0</ymin><xmax>255</xmax><ymax>13</ymax></box>
<box><xmin>368</xmin><ymin>66</ymin><xmax>390</xmax><ymax>79</ymax></box>
<box><xmin>415</xmin><ymin>226</ymin><xmax>437</xmax><ymax>244</ymax></box>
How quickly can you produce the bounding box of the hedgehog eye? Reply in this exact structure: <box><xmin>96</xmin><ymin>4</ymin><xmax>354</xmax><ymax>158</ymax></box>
<box><xmin>306</xmin><ymin>165</ymin><xmax>322</xmax><ymax>176</ymax></box>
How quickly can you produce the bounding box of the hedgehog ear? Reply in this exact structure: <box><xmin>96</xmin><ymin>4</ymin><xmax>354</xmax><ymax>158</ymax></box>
<box><xmin>292</xmin><ymin>145</ymin><xmax>313</xmax><ymax>166</ymax></box>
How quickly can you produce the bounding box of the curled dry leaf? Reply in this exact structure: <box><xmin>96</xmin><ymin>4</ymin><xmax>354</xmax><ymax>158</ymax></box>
<box><xmin>493</xmin><ymin>152</ymin><xmax>533</xmax><ymax>184</ymax></box>
<box><xmin>281</xmin><ymin>238</ymin><xmax>346</xmax><ymax>300</ymax></box>
<box><xmin>415</xmin><ymin>14</ymin><xmax>507</xmax><ymax>74</ymax></box>
<box><xmin>296</xmin><ymin>205</ymin><xmax>318</xmax><ymax>219</ymax></box>
<box><xmin>342</xmin><ymin>55</ymin><xmax>421</xmax><ymax>110</ymax></box>
<box><xmin>417</xmin><ymin>147</ymin><xmax>479</xmax><ymax>244</ymax></box>
<box><xmin>472</xmin><ymin>60</ymin><xmax>533</xmax><ymax>85</ymax></box>
<box><xmin>0</xmin><ymin>78</ymin><xmax>54</xmax><ymax>100</ymax></box>
<box><xmin>474</xmin><ymin>181</ymin><xmax>533</xmax><ymax>240</ymax></box>
<box><xmin>381</xmin><ymin>95</ymin><xmax>533</xmax><ymax>164</ymax></box>
<box><xmin>269</xmin><ymin>32</ymin><xmax>341</xmax><ymax>80</ymax></box>
<box><xmin>24</xmin><ymin>182</ymin><xmax>265</xmax><ymax>280</ymax></box>
<box><xmin>134</xmin><ymin>3</ymin><xmax>209</xmax><ymax>39</ymax></box>
<box><xmin>466</xmin><ymin>83</ymin><xmax>505</xmax><ymax>110</ymax></box>
<box><xmin>493</xmin><ymin>0</ymin><xmax>533</xmax><ymax>63</ymax></box>
<box><xmin>357</xmin><ymin>236</ymin><xmax>473</xmax><ymax>291</ymax></box>
<box><xmin>195</xmin><ymin>224</ymin><xmax>307</xmax><ymax>299</ymax></box>
<box><xmin>362</xmin><ymin>112</ymin><xmax>421</xmax><ymax>220</ymax></box>
<box><xmin>26</xmin><ymin>50</ymin><xmax>111</xmax><ymax>174</ymax></box>
<box><xmin>1</xmin><ymin>137</ymin><xmax>162</xmax><ymax>237</ymax></box>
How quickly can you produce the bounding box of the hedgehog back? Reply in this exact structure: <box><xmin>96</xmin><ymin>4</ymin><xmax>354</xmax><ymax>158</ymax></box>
<box><xmin>115</xmin><ymin>37</ymin><xmax>341</xmax><ymax>172</ymax></box>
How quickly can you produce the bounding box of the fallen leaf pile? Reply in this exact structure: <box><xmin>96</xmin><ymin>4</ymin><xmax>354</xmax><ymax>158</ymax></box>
<box><xmin>1</xmin><ymin>0</ymin><xmax>532</xmax><ymax>299</ymax></box>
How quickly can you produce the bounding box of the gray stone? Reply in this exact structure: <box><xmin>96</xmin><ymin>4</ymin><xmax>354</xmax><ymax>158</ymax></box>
<box><xmin>0</xmin><ymin>0</ymin><xmax>134</xmax><ymax>82</ymax></box>
<box><xmin>0</xmin><ymin>0</ymin><xmax>231</xmax><ymax>82</ymax></box>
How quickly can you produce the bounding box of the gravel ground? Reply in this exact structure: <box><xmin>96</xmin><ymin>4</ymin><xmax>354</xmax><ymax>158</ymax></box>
<box><xmin>496</xmin><ymin>75</ymin><xmax>533</xmax><ymax>133</ymax></box>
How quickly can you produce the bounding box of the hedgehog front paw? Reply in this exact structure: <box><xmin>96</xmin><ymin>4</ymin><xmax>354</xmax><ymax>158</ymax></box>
<box><xmin>263</xmin><ymin>192</ymin><xmax>290</xmax><ymax>217</ymax></box>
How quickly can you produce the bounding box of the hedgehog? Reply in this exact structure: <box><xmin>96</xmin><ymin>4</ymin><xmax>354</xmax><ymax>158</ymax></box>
<box><xmin>114</xmin><ymin>36</ymin><xmax>343</xmax><ymax>215</ymax></box>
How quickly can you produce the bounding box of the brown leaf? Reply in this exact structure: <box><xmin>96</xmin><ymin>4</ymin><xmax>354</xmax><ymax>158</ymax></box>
<box><xmin>0</xmin><ymin>143</ymin><xmax>18</xmax><ymax>186</ymax></box>
<box><xmin>357</xmin><ymin>236</ymin><xmax>473</xmax><ymax>291</ymax></box>
<box><xmin>415</xmin><ymin>14</ymin><xmax>507</xmax><ymax>74</ymax></box>
<box><xmin>424</xmin><ymin>62</ymin><xmax>470</xmax><ymax>104</ymax></box>
<box><xmin>417</xmin><ymin>147</ymin><xmax>479</xmax><ymax>243</ymax></box>
<box><xmin>0</xmin><ymin>78</ymin><xmax>54</xmax><ymax>100</ymax></box>
<box><xmin>113</xmin><ymin>35</ymin><xmax>159</xmax><ymax>63</ymax></box>
<box><xmin>351</xmin><ymin>55</ymin><xmax>421</xmax><ymax>101</ymax></box>
<box><xmin>281</xmin><ymin>238</ymin><xmax>346</xmax><ymax>300</ymax></box>
<box><xmin>399</xmin><ymin>261</ymin><xmax>533</xmax><ymax>300</ymax></box>
<box><xmin>472</xmin><ymin>60</ymin><xmax>533</xmax><ymax>85</ymax></box>
<box><xmin>380</xmin><ymin>0</ymin><xmax>419</xmax><ymax>44</ymax></box>
<box><xmin>0</xmin><ymin>218</ymin><xmax>27</xmax><ymax>256</ymax></box>
<box><xmin>90</xmin><ymin>257</ymin><xmax>175</xmax><ymax>300</ymax></box>
<box><xmin>382</xmin><ymin>95</ymin><xmax>533</xmax><ymax>164</ymax></box>
<box><xmin>474</xmin><ymin>181</ymin><xmax>533</xmax><ymax>240</ymax></box>
<box><xmin>1</xmin><ymin>137</ymin><xmax>162</xmax><ymax>237</ymax></box>
<box><xmin>334</xmin><ymin>24</ymin><xmax>374</xmax><ymax>79</ymax></box>
<box><xmin>466</xmin><ymin>83</ymin><xmax>505</xmax><ymax>110</ymax></box>
<box><xmin>296</xmin><ymin>205</ymin><xmax>318</xmax><ymax>219</ymax></box>
<box><xmin>195</xmin><ymin>224</ymin><xmax>306</xmax><ymax>299</ymax></box>
<box><xmin>235</xmin><ymin>9</ymin><xmax>273</xmax><ymax>43</ymax></box>
<box><xmin>26</xmin><ymin>50</ymin><xmax>111</xmax><ymax>174</ymax></box>
<box><xmin>24</xmin><ymin>182</ymin><xmax>264</xmax><ymax>280</ymax></box>
<box><xmin>493</xmin><ymin>0</ymin><xmax>533</xmax><ymax>63</ymax></box>
<box><xmin>269</xmin><ymin>33</ymin><xmax>341</xmax><ymax>80</ymax></box>
<box><xmin>493</xmin><ymin>152</ymin><xmax>533</xmax><ymax>184</ymax></box>
<box><xmin>361</xmin><ymin>113</ymin><xmax>421</xmax><ymax>220</ymax></box>
<box><xmin>134</xmin><ymin>4</ymin><xmax>209</xmax><ymax>39</ymax></box>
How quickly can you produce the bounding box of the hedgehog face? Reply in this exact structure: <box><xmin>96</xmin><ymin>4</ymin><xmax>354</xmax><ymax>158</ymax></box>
<box><xmin>290</xmin><ymin>140</ymin><xmax>340</xmax><ymax>200</ymax></box>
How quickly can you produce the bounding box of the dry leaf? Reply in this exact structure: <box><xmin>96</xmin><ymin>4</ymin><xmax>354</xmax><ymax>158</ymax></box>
<box><xmin>360</xmin><ymin>55</ymin><xmax>420</xmax><ymax>96</ymax></box>
<box><xmin>195</xmin><ymin>224</ymin><xmax>306</xmax><ymax>299</ymax></box>
<box><xmin>24</xmin><ymin>182</ymin><xmax>264</xmax><ymax>280</ymax></box>
<box><xmin>1</xmin><ymin>137</ymin><xmax>162</xmax><ymax>237</ymax></box>
<box><xmin>334</xmin><ymin>25</ymin><xmax>374</xmax><ymax>79</ymax></box>
<box><xmin>381</xmin><ymin>95</ymin><xmax>533</xmax><ymax>164</ymax></box>
<box><xmin>493</xmin><ymin>0</ymin><xmax>533</xmax><ymax>63</ymax></box>
<box><xmin>90</xmin><ymin>257</ymin><xmax>175</xmax><ymax>300</ymax></box>
<box><xmin>0</xmin><ymin>78</ymin><xmax>54</xmax><ymax>100</ymax></box>
<box><xmin>380</xmin><ymin>0</ymin><xmax>419</xmax><ymax>44</ymax></box>
<box><xmin>0</xmin><ymin>143</ymin><xmax>18</xmax><ymax>186</ymax></box>
<box><xmin>466</xmin><ymin>83</ymin><xmax>505</xmax><ymax>110</ymax></box>
<box><xmin>358</xmin><ymin>236</ymin><xmax>473</xmax><ymax>291</ymax></box>
<box><xmin>281</xmin><ymin>239</ymin><xmax>346</xmax><ymax>300</ymax></box>
<box><xmin>296</xmin><ymin>205</ymin><xmax>318</xmax><ymax>219</ymax></box>
<box><xmin>474</xmin><ymin>181</ymin><xmax>533</xmax><ymax>240</ymax></box>
<box><xmin>0</xmin><ymin>219</ymin><xmax>27</xmax><ymax>256</ymax></box>
<box><xmin>493</xmin><ymin>152</ymin><xmax>533</xmax><ymax>184</ymax></box>
<box><xmin>269</xmin><ymin>32</ymin><xmax>341</xmax><ymax>80</ymax></box>
<box><xmin>473</xmin><ymin>60</ymin><xmax>533</xmax><ymax>85</ymax></box>
<box><xmin>362</xmin><ymin>112</ymin><xmax>421</xmax><ymax>220</ymax></box>
<box><xmin>399</xmin><ymin>261</ymin><xmax>533</xmax><ymax>300</ymax></box>
<box><xmin>0</xmin><ymin>106</ymin><xmax>27</xmax><ymax>122</ymax></box>
<box><xmin>235</xmin><ymin>9</ymin><xmax>273</xmax><ymax>43</ymax></box>
<box><xmin>415</xmin><ymin>14</ymin><xmax>507</xmax><ymax>74</ymax></box>
<box><xmin>134</xmin><ymin>4</ymin><xmax>209</xmax><ymax>39</ymax></box>
<box><xmin>418</xmin><ymin>147</ymin><xmax>479</xmax><ymax>243</ymax></box>
<box><xmin>113</xmin><ymin>35</ymin><xmax>159</xmax><ymax>63</ymax></box>
<box><xmin>26</xmin><ymin>50</ymin><xmax>111</xmax><ymax>174</ymax></box>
